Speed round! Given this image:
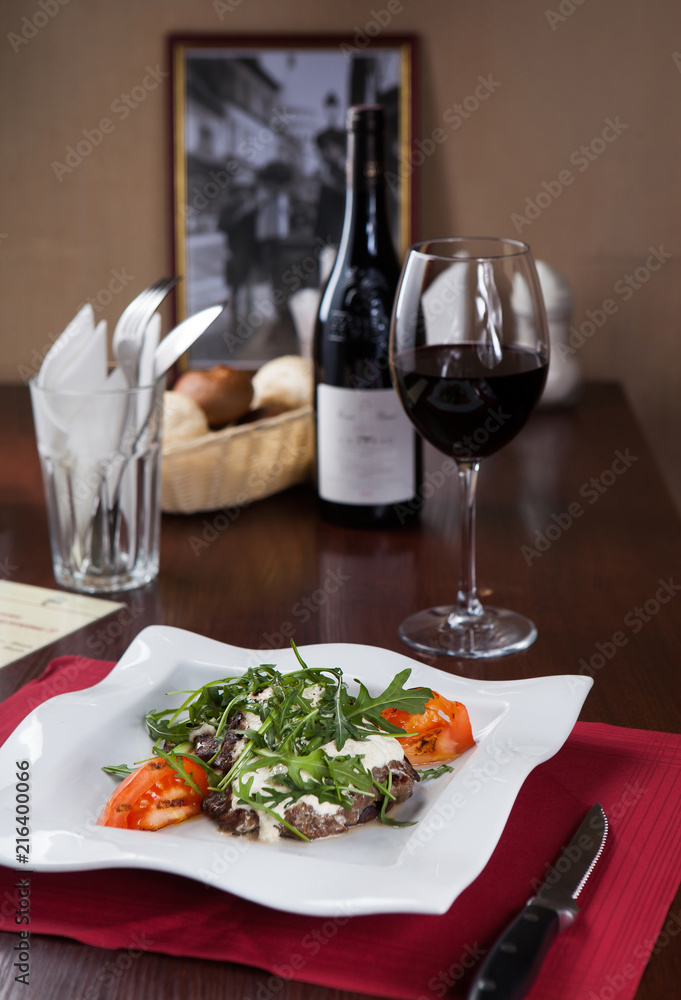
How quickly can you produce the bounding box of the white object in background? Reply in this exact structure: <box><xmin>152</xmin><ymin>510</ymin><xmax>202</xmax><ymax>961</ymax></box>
<box><xmin>67</xmin><ymin>366</ymin><xmax>129</xmax><ymax>462</ymax></box>
<box><xmin>288</xmin><ymin>288</ymin><xmax>320</xmax><ymax>359</ymax></box>
<box><xmin>37</xmin><ymin>304</ymin><xmax>97</xmax><ymax>390</ymax></box>
<box><xmin>51</xmin><ymin>316</ymin><xmax>108</xmax><ymax>395</ymax></box>
<box><xmin>32</xmin><ymin>312</ymin><xmax>109</xmax><ymax>452</ymax></box>
<box><xmin>418</xmin><ymin>259</ymin><xmax>471</xmax><ymax>343</ymax></box>
<box><xmin>289</xmin><ymin>245</ymin><xmax>338</xmax><ymax>359</ymax></box>
<box><xmin>535</xmin><ymin>260</ymin><xmax>582</xmax><ymax>407</ymax></box>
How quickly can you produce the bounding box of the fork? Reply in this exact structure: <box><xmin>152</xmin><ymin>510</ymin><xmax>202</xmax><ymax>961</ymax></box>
<box><xmin>87</xmin><ymin>277</ymin><xmax>180</xmax><ymax>573</ymax></box>
<box><xmin>112</xmin><ymin>276</ymin><xmax>179</xmax><ymax>387</ymax></box>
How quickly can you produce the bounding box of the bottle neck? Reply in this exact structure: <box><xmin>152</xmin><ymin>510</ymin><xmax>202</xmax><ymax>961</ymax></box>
<box><xmin>347</xmin><ymin>122</ymin><xmax>384</xmax><ymax>190</ymax></box>
<box><xmin>338</xmin><ymin>128</ymin><xmax>396</xmax><ymax>263</ymax></box>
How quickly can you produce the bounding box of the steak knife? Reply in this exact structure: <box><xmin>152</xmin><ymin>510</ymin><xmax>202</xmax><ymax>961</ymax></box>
<box><xmin>466</xmin><ymin>802</ymin><xmax>608</xmax><ymax>1000</ymax></box>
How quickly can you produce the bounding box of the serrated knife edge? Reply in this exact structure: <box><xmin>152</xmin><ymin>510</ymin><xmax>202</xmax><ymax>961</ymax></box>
<box><xmin>466</xmin><ymin>803</ymin><xmax>609</xmax><ymax>1000</ymax></box>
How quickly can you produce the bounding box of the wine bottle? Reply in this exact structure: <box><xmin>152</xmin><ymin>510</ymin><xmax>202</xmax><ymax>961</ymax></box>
<box><xmin>313</xmin><ymin>104</ymin><xmax>420</xmax><ymax>528</ymax></box>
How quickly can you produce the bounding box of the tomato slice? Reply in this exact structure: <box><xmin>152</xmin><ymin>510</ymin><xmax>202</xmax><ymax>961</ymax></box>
<box><xmin>382</xmin><ymin>692</ymin><xmax>475</xmax><ymax>766</ymax></box>
<box><xmin>97</xmin><ymin>756</ymin><xmax>209</xmax><ymax>831</ymax></box>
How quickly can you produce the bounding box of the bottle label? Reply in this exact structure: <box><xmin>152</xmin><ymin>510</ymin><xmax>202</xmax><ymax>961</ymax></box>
<box><xmin>317</xmin><ymin>385</ymin><xmax>415</xmax><ymax>505</ymax></box>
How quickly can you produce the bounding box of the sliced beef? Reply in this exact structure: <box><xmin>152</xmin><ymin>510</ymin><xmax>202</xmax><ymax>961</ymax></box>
<box><xmin>201</xmin><ymin>756</ymin><xmax>419</xmax><ymax>841</ymax></box>
<box><xmin>202</xmin><ymin>789</ymin><xmax>259</xmax><ymax>835</ymax></box>
<box><xmin>192</xmin><ymin>729</ymin><xmax>246</xmax><ymax>774</ymax></box>
<box><xmin>372</xmin><ymin>758</ymin><xmax>420</xmax><ymax>805</ymax></box>
<box><xmin>192</xmin><ymin>733</ymin><xmax>220</xmax><ymax>762</ymax></box>
<box><xmin>281</xmin><ymin>758</ymin><xmax>420</xmax><ymax>840</ymax></box>
<box><xmin>229</xmin><ymin>710</ymin><xmax>249</xmax><ymax>730</ymax></box>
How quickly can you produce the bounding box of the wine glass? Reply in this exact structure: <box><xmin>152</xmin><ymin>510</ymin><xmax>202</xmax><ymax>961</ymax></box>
<box><xmin>389</xmin><ymin>237</ymin><xmax>550</xmax><ymax>658</ymax></box>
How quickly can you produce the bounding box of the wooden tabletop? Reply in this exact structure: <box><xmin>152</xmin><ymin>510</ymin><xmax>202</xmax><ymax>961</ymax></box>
<box><xmin>1</xmin><ymin>381</ymin><xmax>680</xmax><ymax>999</ymax></box>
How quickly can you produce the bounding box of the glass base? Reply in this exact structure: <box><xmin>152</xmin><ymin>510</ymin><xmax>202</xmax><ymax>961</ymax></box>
<box><xmin>398</xmin><ymin>605</ymin><xmax>538</xmax><ymax>659</ymax></box>
<box><xmin>54</xmin><ymin>562</ymin><xmax>158</xmax><ymax>595</ymax></box>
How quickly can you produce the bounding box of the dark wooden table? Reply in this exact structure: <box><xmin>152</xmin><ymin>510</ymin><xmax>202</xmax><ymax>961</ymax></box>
<box><xmin>1</xmin><ymin>382</ymin><xmax>680</xmax><ymax>999</ymax></box>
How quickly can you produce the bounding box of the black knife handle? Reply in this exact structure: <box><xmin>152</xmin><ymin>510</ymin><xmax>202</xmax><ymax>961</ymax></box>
<box><xmin>466</xmin><ymin>903</ymin><xmax>561</xmax><ymax>1000</ymax></box>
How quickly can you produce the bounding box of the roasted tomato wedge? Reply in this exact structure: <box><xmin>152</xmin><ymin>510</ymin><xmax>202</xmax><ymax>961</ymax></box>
<box><xmin>382</xmin><ymin>692</ymin><xmax>475</xmax><ymax>766</ymax></box>
<box><xmin>97</xmin><ymin>756</ymin><xmax>208</xmax><ymax>831</ymax></box>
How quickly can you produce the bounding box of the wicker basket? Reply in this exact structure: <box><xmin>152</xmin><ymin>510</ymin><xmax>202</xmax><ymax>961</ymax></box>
<box><xmin>161</xmin><ymin>404</ymin><xmax>314</xmax><ymax>514</ymax></box>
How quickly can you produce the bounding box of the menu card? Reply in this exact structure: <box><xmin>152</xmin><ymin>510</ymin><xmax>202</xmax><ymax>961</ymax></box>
<box><xmin>0</xmin><ymin>581</ymin><xmax>124</xmax><ymax>667</ymax></box>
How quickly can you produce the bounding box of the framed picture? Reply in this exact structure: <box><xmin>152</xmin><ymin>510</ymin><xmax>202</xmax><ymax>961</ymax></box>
<box><xmin>170</xmin><ymin>34</ymin><xmax>415</xmax><ymax>367</ymax></box>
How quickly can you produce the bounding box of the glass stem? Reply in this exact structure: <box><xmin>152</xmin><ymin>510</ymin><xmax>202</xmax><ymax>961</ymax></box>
<box><xmin>454</xmin><ymin>460</ymin><xmax>484</xmax><ymax>620</ymax></box>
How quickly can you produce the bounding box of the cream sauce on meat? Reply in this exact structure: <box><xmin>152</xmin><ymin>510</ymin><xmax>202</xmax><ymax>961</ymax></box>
<box><xmin>232</xmin><ymin>720</ymin><xmax>403</xmax><ymax>842</ymax></box>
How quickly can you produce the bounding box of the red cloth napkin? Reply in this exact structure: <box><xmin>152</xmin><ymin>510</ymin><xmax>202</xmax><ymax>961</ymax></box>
<box><xmin>1</xmin><ymin>656</ymin><xmax>680</xmax><ymax>1000</ymax></box>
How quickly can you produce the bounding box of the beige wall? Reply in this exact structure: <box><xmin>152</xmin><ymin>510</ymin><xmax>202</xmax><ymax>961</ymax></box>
<box><xmin>2</xmin><ymin>0</ymin><xmax>680</xmax><ymax>504</ymax></box>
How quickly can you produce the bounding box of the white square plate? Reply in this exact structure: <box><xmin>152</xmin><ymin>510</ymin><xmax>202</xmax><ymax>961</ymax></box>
<box><xmin>0</xmin><ymin>626</ymin><xmax>592</xmax><ymax>916</ymax></box>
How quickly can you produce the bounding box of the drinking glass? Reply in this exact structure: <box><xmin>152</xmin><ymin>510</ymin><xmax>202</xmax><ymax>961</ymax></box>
<box><xmin>29</xmin><ymin>376</ymin><xmax>164</xmax><ymax>594</ymax></box>
<box><xmin>389</xmin><ymin>237</ymin><xmax>550</xmax><ymax>657</ymax></box>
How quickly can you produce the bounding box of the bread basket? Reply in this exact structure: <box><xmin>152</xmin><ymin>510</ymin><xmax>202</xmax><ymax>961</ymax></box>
<box><xmin>161</xmin><ymin>404</ymin><xmax>314</xmax><ymax>514</ymax></box>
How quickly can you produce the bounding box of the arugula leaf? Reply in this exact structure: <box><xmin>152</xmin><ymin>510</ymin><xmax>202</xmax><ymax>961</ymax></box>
<box><xmin>101</xmin><ymin>763</ymin><xmax>136</xmax><ymax>777</ymax></box>
<box><xmin>419</xmin><ymin>763</ymin><xmax>454</xmax><ymax>781</ymax></box>
<box><xmin>109</xmin><ymin>645</ymin><xmax>449</xmax><ymax>837</ymax></box>
<box><xmin>377</xmin><ymin>772</ymin><xmax>417</xmax><ymax>828</ymax></box>
<box><xmin>233</xmin><ymin>773</ymin><xmax>309</xmax><ymax>842</ymax></box>
<box><xmin>343</xmin><ymin>669</ymin><xmax>433</xmax><ymax>739</ymax></box>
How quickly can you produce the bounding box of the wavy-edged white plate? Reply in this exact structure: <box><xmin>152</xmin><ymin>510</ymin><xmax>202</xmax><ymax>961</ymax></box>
<box><xmin>0</xmin><ymin>626</ymin><xmax>592</xmax><ymax>916</ymax></box>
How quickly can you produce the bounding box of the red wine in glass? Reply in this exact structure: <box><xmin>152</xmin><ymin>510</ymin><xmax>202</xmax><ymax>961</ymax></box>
<box><xmin>389</xmin><ymin>238</ymin><xmax>550</xmax><ymax>658</ymax></box>
<box><xmin>392</xmin><ymin>343</ymin><xmax>547</xmax><ymax>462</ymax></box>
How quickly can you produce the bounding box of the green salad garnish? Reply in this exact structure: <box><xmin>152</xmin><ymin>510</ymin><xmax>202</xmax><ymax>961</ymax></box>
<box><xmin>107</xmin><ymin>643</ymin><xmax>434</xmax><ymax>840</ymax></box>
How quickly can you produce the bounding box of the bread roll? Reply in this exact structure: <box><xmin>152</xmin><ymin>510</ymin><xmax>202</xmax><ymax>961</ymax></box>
<box><xmin>173</xmin><ymin>365</ymin><xmax>254</xmax><ymax>428</ymax></box>
<box><xmin>251</xmin><ymin>355</ymin><xmax>313</xmax><ymax>411</ymax></box>
<box><xmin>162</xmin><ymin>391</ymin><xmax>209</xmax><ymax>443</ymax></box>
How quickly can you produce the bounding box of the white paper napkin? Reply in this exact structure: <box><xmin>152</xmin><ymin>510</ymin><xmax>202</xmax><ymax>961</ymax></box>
<box><xmin>33</xmin><ymin>312</ymin><xmax>109</xmax><ymax>455</ymax></box>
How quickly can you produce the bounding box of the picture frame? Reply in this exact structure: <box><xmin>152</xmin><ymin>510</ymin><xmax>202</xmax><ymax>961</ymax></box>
<box><xmin>170</xmin><ymin>34</ymin><xmax>415</xmax><ymax>368</ymax></box>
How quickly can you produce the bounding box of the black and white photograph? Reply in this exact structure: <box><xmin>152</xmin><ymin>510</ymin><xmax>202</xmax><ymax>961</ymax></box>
<box><xmin>171</xmin><ymin>36</ymin><xmax>414</xmax><ymax>367</ymax></box>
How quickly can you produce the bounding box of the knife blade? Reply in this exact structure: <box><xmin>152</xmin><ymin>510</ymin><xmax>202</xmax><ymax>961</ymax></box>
<box><xmin>466</xmin><ymin>802</ymin><xmax>608</xmax><ymax>1000</ymax></box>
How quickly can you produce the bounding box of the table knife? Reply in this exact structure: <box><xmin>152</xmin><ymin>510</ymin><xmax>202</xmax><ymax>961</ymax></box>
<box><xmin>466</xmin><ymin>802</ymin><xmax>608</xmax><ymax>1000</ymax></box>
